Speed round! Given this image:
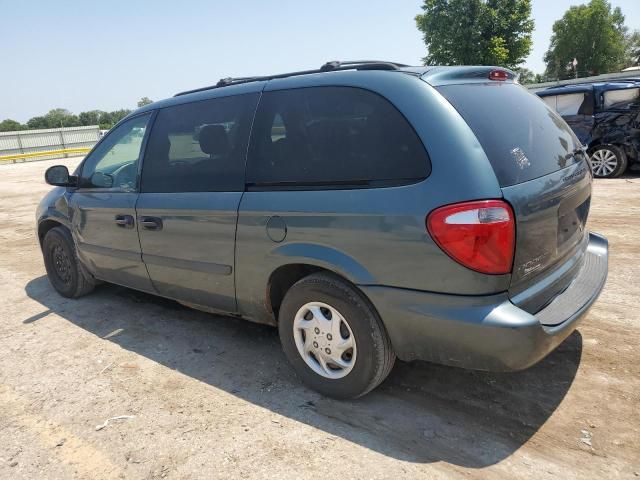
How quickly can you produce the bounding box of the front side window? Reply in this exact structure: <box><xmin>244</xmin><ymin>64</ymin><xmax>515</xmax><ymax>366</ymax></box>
<box><xmin>141</xmin><ymin>93</ymin><xmax>259</xmax><ymax>193</ymax></box>
<box><xmin>80</xmin><ymin>113</ymin><xmax>151</xmax><ymax>191</ymax></box>
<box><xmin>246</xmin><ymin>86</ymin><xmax>430</xmax><ymax>187</ymax></box>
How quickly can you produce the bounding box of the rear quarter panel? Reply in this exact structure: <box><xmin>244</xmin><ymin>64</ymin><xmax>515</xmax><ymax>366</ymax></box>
<box><xmin>235</xmin><ymin>72</ymin><xmax>509</xmax><ymax>324</ymax></box>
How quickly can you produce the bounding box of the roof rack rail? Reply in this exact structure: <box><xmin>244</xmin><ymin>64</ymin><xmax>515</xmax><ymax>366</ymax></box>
<box><xmin>174</xmin><ymin>60</ymin><xmax>409</xmax><ymax>97</ymax></box>
<box><xmin>320</xmin><ymin>60</ymin><xmax>409</xmax><ymax>71</ymax></box>
<box><xmin>544</xmin><ymin>78</ymin><xmax>640</xmax><ymax>89</ymax></box>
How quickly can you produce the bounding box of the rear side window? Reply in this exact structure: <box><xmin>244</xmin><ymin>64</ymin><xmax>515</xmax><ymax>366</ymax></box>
<box><xmin>556</xmin><ymin>93</ymin><xmax>586</xmax><ymax>115</ymax></box>
<box><xmin>602</xmin><ymin>88</ymin><xmax>640</xmax><ymax>109</ymax></box>
<box><xmin>540</xmin><ymin>95</ymin><xmax>557</xmax><ymax>110</ymax></box>
<box><xmin>438</xmin><ymin>83</ymin><xmax>583</xmax><ymax>187</ymax></box>
<box><xmin>141</xmin><ymin>93</ymin><xmax>259</xmax><ymax>193</ymax></box>
<box><xmin>541</xmin><ymin>92</ymin><xmax>593</xmax><ymax>116</ymax></box>
<box><xmin>246</xmin><ymin>86</ymin><xmax>430</xmax><ymax>187</ymax></box>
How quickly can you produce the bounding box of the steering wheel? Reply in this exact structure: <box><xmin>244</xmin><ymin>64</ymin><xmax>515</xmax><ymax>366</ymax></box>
<box><xmin>111</xmin><ymin>162</ymin><xmax>137</xmax><ymax>189</ymax></box>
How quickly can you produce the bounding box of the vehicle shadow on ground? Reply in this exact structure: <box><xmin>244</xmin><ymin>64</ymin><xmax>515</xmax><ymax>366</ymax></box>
<box><xmin>607</xmin><ymin>171</ymin><xmax>640</xmax><ymax>180</ymax></box>
<box><xmin>25</xmin><ymin>276</ymin><xmax>582</xmax><ymax>467</ymax></box>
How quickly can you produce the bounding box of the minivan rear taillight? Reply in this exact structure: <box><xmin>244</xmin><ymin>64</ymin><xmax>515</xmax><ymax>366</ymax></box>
<box><xmin>427</xmin><ymin>200</ymin><xmax>515</xmax><ymax>275</ymax></box>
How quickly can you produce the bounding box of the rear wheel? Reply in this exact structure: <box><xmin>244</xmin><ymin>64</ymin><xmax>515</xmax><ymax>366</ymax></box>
<box><xmin>589</xmin><ymin>145</ymin><xmax>627</xmax><ymax>178</ymax></box>
<box><xmin>42</xmin><ymin>226</ymin><xmax>95</xmax><ymax>298</ymax></box>
<box><xmin>278</xmin><ymin>272</ymin><xmax>395</xmax><ymax>399</ymax></box>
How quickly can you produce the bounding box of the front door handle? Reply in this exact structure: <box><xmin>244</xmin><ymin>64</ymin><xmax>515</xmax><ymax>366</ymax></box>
<box><xmin>140</xmin><ymin>216</ymin><xmax>163</xmax><ymax>230</ymax></box>
<box><xmin>115</xmin><ymin>214</ymin><xmax>134</xmax><ymax>228</ymax></box>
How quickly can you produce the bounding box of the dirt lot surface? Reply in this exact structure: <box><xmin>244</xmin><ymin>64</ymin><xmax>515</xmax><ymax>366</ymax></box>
<box><xmin>1</xmin><ymin>157</ymin><xmax>638</xmax><ymax>479</ymax></box>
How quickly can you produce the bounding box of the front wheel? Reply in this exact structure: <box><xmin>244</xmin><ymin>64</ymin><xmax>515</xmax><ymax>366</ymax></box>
<box><xmin>589</xmin><ymin>145</ymin><xmax>627</xmax><ymax>178</ymax></box>
<box><xmin>278</xmin><ymin>272</ymin><xmax>395</xmax><ymax>399</ymax></box>
<box><xmin>42</xmin><ymin>226</ymin><xmax>95</xmax><ymax>298</ymax></box>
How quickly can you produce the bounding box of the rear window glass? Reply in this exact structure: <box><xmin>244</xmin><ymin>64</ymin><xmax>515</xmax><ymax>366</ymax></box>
<box><xmin>437</xmin><ymin>83</ymin><xmax>582</xmax><ymax>187</ymax></box>
<box><xmin>246</xmin><ymin>86</ymin><xmax>430</xmax><ymax>187</ymax></box>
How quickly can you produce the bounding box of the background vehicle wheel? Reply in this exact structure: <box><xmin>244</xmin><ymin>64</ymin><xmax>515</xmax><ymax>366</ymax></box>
<box><xmin>589</xmin><ymin>145</ymin><xmax>627</xmax><ymax>178</ymax></box>
<box><xmin>42</xmin><ymin>226</ymin><xmax>95</xmax><ymax>298</ymax></box>
<box><xmin>278</xmin><ymin>272</ymin><xmax>395</xmax><ymax>399</ymax></box>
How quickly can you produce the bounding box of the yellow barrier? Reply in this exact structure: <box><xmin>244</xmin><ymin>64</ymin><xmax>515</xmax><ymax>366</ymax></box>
<box><xmin>0</xmin><ymin>147</ymin><xmax>91</xmax><ymax>163</ymax></box>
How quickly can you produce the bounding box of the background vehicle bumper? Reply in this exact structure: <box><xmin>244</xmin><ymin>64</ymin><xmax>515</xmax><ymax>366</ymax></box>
<box><xmin>360</xmin><ymin>232</ymin><xmax>608</xmax><ymax>371</ymax></box>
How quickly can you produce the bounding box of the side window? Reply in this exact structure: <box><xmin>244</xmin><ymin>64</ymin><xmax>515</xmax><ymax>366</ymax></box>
<box><xmin>80</xmin><ymin>113</ymin><xmax>151</xmax><ymax>191</ymax></box>
<box><xmin>141</xmin><ymin>93</ymin><xmax>259</xmax><ymax>193</ymax></box>
<box><xmin>271</xmin><ymin>114</ymin><xmax>286</xmax><ymax>142</ymax></box>
<box><xmin>246</xmin><ymin>86</ymin><xmax>430</xmax><ymax>187</ymax></box>
<box><xmin>541</xmin><ymin>95</ymin><xmax>557</xmax><ymax>111</ymax></box>
<box><xmin>556</xmin><ymin>93</ymin><xmax>587</xmax><ymax>116</ymax></box>
<box><xmin>603</xmin><ymin>88</ymin><xmax>640</xmax><ymax>110</ymax></box>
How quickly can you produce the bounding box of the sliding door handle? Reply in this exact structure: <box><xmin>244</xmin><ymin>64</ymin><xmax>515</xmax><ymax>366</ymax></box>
<box><xmin>140</xmin><ymin>216</ymin><xmax>163</xmax><ymax>230</ymax></box>
<box><xmin>115</xmin><ymin>214</ymin><xmax>134</xmax><ymax>228</ymax></box>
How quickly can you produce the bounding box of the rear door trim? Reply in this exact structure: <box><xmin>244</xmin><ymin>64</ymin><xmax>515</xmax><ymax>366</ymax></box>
<box><xmin>142</xmin><ymin>253</ymin><xmax>232</xmax><ymax>276</ymax></box>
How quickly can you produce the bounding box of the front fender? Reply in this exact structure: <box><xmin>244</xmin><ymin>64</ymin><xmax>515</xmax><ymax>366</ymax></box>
<box><xmin>36</xmin><ymin>187</ymin><xmax>72</xmax><ymax>239</ymax></box>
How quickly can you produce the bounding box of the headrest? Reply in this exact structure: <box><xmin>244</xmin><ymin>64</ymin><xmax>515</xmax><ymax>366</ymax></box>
<box><xmin>199</xmin><ymin>124</ymin><xmax>229</xmax><ymax>156</ymax></box>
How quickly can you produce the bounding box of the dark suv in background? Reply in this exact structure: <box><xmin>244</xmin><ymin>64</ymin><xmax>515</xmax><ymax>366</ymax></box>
<box><xmin>537</xmin><ymin>81</ymin><xmax>640</xmax><ymax>178</ymax></box>
<box><xmin>37</xmin><ymin>61</ymin><xmax>608</xmax><ymax>398</ymax></box>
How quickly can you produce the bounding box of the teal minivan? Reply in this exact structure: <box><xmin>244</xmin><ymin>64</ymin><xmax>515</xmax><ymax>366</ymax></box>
<box><xmin>37</xmin><ymin>61</ymin><xmax>608</xmax><ymax>398</ymax></box>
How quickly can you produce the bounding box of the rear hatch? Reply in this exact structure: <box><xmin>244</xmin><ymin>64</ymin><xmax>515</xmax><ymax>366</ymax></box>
<box><xmin>436</xmin><ymin>80</ymin><xmax>592</xmax><ymax>313</ymax></box>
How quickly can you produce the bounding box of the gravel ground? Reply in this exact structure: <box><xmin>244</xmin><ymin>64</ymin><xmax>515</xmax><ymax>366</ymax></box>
<box><xmin>1</xmin><ymin>157</ymin><xmax>638</xmax><ymax>479</ymax></box>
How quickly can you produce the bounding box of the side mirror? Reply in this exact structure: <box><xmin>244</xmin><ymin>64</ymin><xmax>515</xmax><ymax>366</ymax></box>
<box><xmin>45</xmin><ymin>165</ymin><xmax>77</xmax><ymax>187</ymax></box>
<box><xmin>90</xmin><ymin>171</ymin><xmax>114</xmax><ymax>188</ymax></box>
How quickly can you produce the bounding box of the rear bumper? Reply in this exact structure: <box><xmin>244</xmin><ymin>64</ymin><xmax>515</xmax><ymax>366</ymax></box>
<box><xmin>361</xmin><ymin>232</ymin><xmax>608</xmax><ymax>371</ymax></box>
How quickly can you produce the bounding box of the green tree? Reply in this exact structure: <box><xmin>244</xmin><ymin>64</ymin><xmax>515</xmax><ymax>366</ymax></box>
<box><xmin>26</xmin><ymin>116</ymin><xmax>49</xmax><ymax>129</ymax></box>
<box><xmin>17</xmin><ymin>107</ymin><xmax>134</xmax><ymax>132</ymax></box>
<box><xmin>544</xmin><ymin>0</ymin><xmax>628</xmax><ymax>79</ymax></box>
<box><xmin>137</xmin><ymin>97</ymin><xmax>153</xmax><ymax>107</ymax></box>
<box><xmin>514</xmin><ymin>67</ymin><xmax>536</xmax><ymax>84</ymax></box>
<box><xmin>415</xmin><ymin>0</ymin><xmax>534</xmax><ymax>68</ymax></box>
<box><xmin>0</xmin><ymin>119</ymin><xmax>26</xmax><ymax>132</ymax></box>
<box><xmin>624</xmin><ymin>30</ymin><xmax>640</xmax><ymax>67</ymax></box>
<box><xmin>109</xmin><ymin>109</ymin><xmax>132</xmax><ymax>125</ymax></box>
<box><xmin>39</xmin><ymin>108</ymin><xmax>81</xmax><ymax>128</ymax></box>
<box><xmin>78</xmin><ymin>110</ymin><xmax>105</xmax><ymax>126</ymax></box>
<box><xmin>97</xmin><ymin>111</ymin><xmax>113</xmax><ymax>129</ymax></box>
<box><xmin>483</xmin><ymin>0</ymin><xmax>535</xmax><ymax>66</ymax></box>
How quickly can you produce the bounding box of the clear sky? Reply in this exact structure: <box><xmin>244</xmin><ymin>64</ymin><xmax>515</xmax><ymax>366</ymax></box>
<box><xmin>1</xmin><ymin>0</ymin><xmax>638</xmax><ymax>122</ymax></box>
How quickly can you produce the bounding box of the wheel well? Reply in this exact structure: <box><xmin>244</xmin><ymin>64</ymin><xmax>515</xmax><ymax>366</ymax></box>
<box><xmin>38</xmin><ymin>219</ymin><xmax>65</xmax><ymax>246</ymax></box>
<box><xmin>588</xmin><ymin>143</ymin><xmax>623</xmax><ymax>154</ymax></box>
<box><xmin>267</xmin><ymin>264</ymin><xmax>326</xmax><ymax>320</ymax></box>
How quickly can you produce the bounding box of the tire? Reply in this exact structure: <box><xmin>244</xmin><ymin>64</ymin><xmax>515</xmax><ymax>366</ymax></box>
<box><xmin>278</xmin><ymin>272</ymin><xmax>395</xmax><ymax>399</ymax></box>
<box><xmin>42</xmin><ymin>226</ymin><xmax>95</xmax><ymax>298</ymax></box>
<box><xmin>589</xmin><ymin>145</ymin><xmax>627</xmax><ymax>178</ymax></box>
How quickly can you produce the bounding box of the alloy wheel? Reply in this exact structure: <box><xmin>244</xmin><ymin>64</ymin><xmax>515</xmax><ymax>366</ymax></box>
<box><xmin>590</xmin><ymin>149</ymin><xmax>619</xmax><ymax>177</ymax></box>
